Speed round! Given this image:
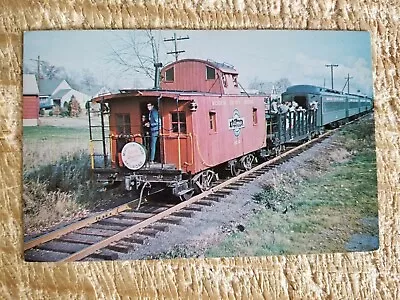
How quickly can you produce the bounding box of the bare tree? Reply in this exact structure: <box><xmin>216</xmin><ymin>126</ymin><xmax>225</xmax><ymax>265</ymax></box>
<box><xmin>273</xmin><ymin>78</ymin><xmax>291</xmax><ymax>94</ymax></box>
<box><xmin>248</xmin><ymin>77</ymin><xmax>273</xmax><ymax>93</ymax></box>
<box><xmin>40</xmin><ymin>61</ymin><xmax>66</xmax><ymax>80</ymax></box>
<box><xmin>106</xmin><ymin>30</ymin><xmax>164</xmax><ymax>81</ymax></box>
<box><xmin>81</xmin><ymin>69</ymin><xmax>97</xmax><ymax>90</ymax></box>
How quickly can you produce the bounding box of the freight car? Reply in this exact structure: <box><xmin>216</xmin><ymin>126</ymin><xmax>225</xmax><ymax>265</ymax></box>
<box><xmin>88</xmin><ymin>59</ymin><xmax>372</xmax><ymax>202</ymax></box>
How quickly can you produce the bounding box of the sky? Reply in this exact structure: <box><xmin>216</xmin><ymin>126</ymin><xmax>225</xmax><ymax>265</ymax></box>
<box><xmin>23</xmin><ymin>30</ymin><xmax>374</xmax><ymax>96</ymax></box>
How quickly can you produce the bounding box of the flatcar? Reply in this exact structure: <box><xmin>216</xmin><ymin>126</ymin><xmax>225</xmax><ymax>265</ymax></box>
<box><xmin>88</xmin><ymin>59</ymin><xmax>372</xmax><ymax>202</ymax></box>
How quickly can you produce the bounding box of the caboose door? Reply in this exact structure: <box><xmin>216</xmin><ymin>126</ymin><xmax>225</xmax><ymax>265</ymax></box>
<box><xmin>162</xmin><ymin>107</ymin><xmax>192</xmax><ymax>172</ymax></box>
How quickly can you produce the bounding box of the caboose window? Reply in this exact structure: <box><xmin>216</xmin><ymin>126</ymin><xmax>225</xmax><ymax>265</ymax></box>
<box><xmin>206</xmin><ymin>66</ymin><xmax>216</xmax><ymax>80</ymax></box>
<box><xmin>165</xmin><ymin>67</ymin><xmax>174</xmax><ymax>81</ymax></box>
<box><xmin>209</xmin><ymin>112</ymin><xmax>217</xmax><ymax>132</ymax></box>
<box><xmin>253</xmin><ymin>108</ymin><xmax>258</xmax><ymax>125</ymax></box>
<box><xmin>171</xmin><ymin>111</ymin><xmax>186</xmax><ymax>133</ymax></box>
<box><xmin>116</xmin><ymin>114</ymin><xmax>131</xmax><ymax>134</ymax></box>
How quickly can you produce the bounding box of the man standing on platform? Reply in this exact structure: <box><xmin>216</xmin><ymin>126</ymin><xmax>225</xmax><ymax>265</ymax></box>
<box><xmin>145</xmin><ymin>103</ymin><xmax>160</xmax><ymax>163</ymax></box>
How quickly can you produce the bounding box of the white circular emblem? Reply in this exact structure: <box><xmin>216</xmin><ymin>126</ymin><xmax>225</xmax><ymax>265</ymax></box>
<box><xmin>121</xmin><ymin>142</ymin><xmax>147</xmax><ymax>170</ymax></box>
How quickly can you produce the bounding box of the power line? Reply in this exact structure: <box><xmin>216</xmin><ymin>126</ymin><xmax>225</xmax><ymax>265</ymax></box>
<box><xmin>325</xmin><ymin>64</ymin><xmax>338</xmax><ymax>89</ymax></box>
<box><xmin>164</xmin><ymin>33</ymin><xmax>189</xmax><ymax>61</ymax></box>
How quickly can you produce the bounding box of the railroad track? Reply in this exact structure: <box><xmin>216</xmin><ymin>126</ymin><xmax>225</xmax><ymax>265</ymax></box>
<box><xmin>24</xmin><ymin>126</ymin><xmax>343</xmax><ymax>262</ymax></box>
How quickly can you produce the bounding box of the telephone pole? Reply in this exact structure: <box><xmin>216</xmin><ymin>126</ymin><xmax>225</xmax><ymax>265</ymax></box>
<box><xmin>164</xmin><ymin>33</ymin><xmax>189</xmax><ymax>61</ymax></box>
<box><xmin>29</xmin><ymin>55</ymin><xmax>41</xmax><ymax>90</ymax></box>
<box><xmin>325</xmin><ymin>64</ymin><xmax>338</xmax><ymax>89</ymax></box>
<box><xmin>342</xmin><ymin>73</ymin><xmax>353</xmax><ymax>94</ymax></box>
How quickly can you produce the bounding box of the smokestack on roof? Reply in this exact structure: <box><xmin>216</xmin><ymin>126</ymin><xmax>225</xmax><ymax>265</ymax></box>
<box><xmin>153</xmin><ymin>62</ymin><xmax>163</xmax><ymax>90</ymax></box>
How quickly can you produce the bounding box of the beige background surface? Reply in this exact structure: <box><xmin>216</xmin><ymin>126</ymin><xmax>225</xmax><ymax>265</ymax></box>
<box><xmin>1</xmin><ymin>0</ymin><xmax>399</xmax><ymax>298</ymax></box>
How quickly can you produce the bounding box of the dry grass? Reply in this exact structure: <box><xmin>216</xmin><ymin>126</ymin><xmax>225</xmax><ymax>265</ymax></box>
<box><xmin>23</xmin><ymin>181</ymin><xmax>86</xmax><ymax>233</ymax></box>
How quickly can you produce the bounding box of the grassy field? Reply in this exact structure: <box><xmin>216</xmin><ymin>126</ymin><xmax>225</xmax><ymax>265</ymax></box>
<box><xmin>23</xmin><ymin>126</ymin><xmax>90</xmax><ymax>170</ymax></box>
<box><xmin>206</xmin><ymin>116</ymin><xmax>378</xmax><ymax>257</ymax></box>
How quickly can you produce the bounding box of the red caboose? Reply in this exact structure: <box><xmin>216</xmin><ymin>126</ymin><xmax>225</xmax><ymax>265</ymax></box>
<box><xmin>90</xmin><ymin>59</ymin><xmax>267</xmax><ymax>200</ymax></box>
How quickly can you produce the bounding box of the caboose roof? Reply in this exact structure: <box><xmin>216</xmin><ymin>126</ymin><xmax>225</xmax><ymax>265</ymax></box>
<box><xmin>91</xmin><ymin>89</ymin><xmax>211</xmax><ymax>103</ymax></box>
<box><xmin>91</xmin><ymin>88</ymin><xmax>248</xmax><ymax>103</ymax></box>
<box><xmin>162</xmin><ymin>58</ymin><xmax>239</xmax><ymax>75</ymax></box>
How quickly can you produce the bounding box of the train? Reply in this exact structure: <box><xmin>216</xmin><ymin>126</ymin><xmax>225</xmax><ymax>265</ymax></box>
<box><xmin>89</xmin><ymin>58</ymin><xmax>373</xmax><ymax>201</ymax></box>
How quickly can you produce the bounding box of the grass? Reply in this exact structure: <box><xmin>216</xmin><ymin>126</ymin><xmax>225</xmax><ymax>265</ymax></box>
<box><xmin>23</xmin><ymin>126</ymin><xmax>90</xmax><ymax>170</ymax></box>
<box><xmin>205</xmin><ymin>116</ymin><xmax>378</xmax><ymax>257</ymax></box>
<box><xmin>23</xmin><ymin>180</ymin><xmax>84</xmax><ymax>232</ymax></box>
<box><xmin>22</xmin><ymin>125</ymin><xmax>112</xmax><ymax>233</ymax></box>
<box><xmin>23</xmin><ymin>126</ymin><xmax>89</xmax><ymax>141</ymax></box>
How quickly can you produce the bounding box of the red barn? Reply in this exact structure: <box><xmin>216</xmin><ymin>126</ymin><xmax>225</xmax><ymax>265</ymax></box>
<box><xmin>23</xmin><ymin>74</ymin><xmax>39</xmax><ymax>126</ymax></box>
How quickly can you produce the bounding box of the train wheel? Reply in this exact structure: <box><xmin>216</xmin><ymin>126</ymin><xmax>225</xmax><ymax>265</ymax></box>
<box><xmin>240</xmin><ymin>154</ymin><xmax>254</xmax><ymax>171</ymax></box>
<box><xmin>179</xmin><ymin>190</ymin><xmax>194</xmax><ymax>201</ymax></box>
<box><xmin>274</xmin><ymin>145</ymin><xmax>282</xmax><ymax>156</ymax></box>
<box><xmin>193</xmin><ymin>170</ymin><xmax>215</xmax><ymax>193</ymax></box>
<box><xmin>228</xmin><ymin>160</ymin><xmax>241</xmax><ymax>177</ymax></box>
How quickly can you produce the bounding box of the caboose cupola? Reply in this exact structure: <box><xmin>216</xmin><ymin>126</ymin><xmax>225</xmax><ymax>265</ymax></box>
<box><xmin>160</xmin><ymin>58</ymin><xmax>241</xmax><ymax>95</ymax></box>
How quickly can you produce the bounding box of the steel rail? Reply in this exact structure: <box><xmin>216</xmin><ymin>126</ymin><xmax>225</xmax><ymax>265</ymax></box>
<box><xmin>24</xmin><ymin>199</ymin><xmax>139</xmax><ymax>251</ymax></box>
<box><xmin>60</xmin><ymin>128</ymin><xmax>339</xmax><ymax>262</ymax></box>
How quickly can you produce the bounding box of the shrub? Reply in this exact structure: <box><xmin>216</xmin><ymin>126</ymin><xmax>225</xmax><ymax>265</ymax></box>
<box><xmin>24</xmin><ymin>151</ymin><xmax>94</xmax><ymax>203</ymax></box>
<box><xmin>69</xmin><ymin>96</ymin><xmax>82</xmax><ymax>117</ymax></box>
<box><xmin>53</xmin><ymin>105</ymin><xmax>60</xmax><ymax>116</ymax></box>
<box><xmin>23</xmin><ymin>180</ymin><xmax>83</xmax><ymax>232</ymax></box>
<box><xmin>49</xmin><ymin>111</ymin><xmax>53</xmax><ymax>117</ymax></box>
<box><xmin>60</xmin><ymin>111</ymin><xmax>69</xmax><ymax>117</ymax></box>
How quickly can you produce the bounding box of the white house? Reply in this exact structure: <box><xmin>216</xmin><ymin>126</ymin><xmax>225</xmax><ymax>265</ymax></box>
<box><xmin>38</xmin><ymin>78</ymin><xmax>90</xmax><ymax>111</ymax></box>
<box><xmin>51</xmin><ymin>88</ymin><xmax>90</xmax><ymax>109</ymax></box>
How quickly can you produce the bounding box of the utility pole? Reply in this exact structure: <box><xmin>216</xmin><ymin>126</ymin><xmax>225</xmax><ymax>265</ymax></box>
<box><xmin>164</xmin><ymin>33</ymin><xmax>189</xmax><ymax>61</ymax></box>
<box><xmin>29</xmin><ymin>55</ymin><xmax>41</xmax><ymax>90</ymax></box>
<box><xmin>342</xmin><ymin>73</ymin><xmax>353</xmax><ymax>94</ymax></box>
<box><xmin>325</xmin><ymin>64</ymin><xmax>338</xmax><ymax>89</ymax></box>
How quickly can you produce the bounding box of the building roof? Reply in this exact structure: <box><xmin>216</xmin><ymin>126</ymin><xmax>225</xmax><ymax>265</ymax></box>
<box><xmin>51</xmin><ymin>88</ymin><xmax>71</xmax><ymax>100</ymax></box>
<box><xmin>23</xmin><ymin>74</ymin><xmax>39</xmax><ymax>95</ymax></box>
<box><xmin>38</xmin><ymin>78</ymin><xmax>64</xmax><ymax>96</ymax></box>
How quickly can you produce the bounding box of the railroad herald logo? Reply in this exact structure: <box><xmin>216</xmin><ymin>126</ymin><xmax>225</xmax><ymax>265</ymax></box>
<box><xmin>228</xmin><ymin>109</ymin><xmax>245</xmax><ymax>137</ymax></box>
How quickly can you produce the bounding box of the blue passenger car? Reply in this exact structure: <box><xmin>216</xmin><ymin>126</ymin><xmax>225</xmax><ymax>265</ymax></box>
<box><xmin>281</xmin><ymin>85</ymin><xmax>373</xmax><ymax>128</ymax></box>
